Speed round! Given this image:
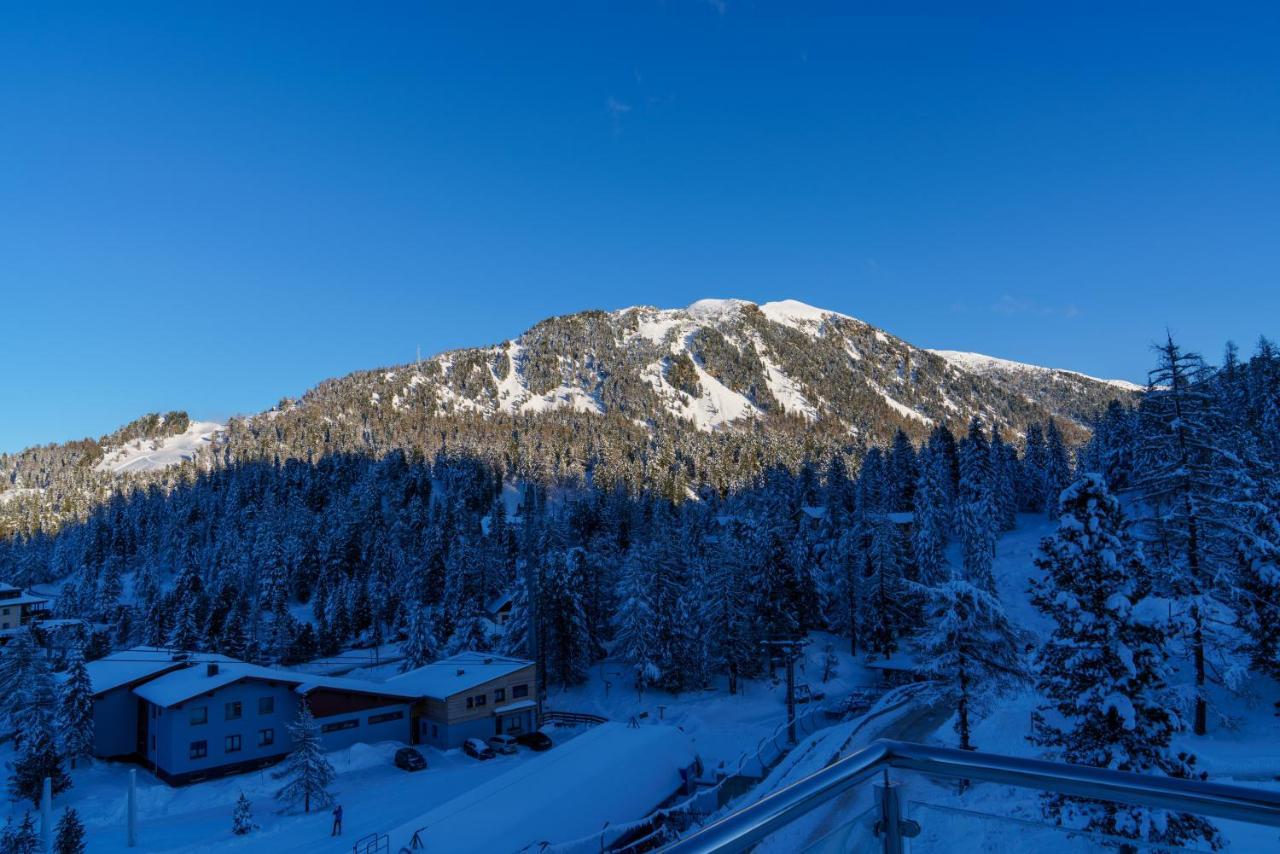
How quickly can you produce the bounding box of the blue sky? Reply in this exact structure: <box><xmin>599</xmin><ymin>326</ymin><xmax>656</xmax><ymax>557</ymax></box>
<box><xmin>2</xmin><ymin>3</ymin><xmax>1278</xmax><ymax>452</ymax></box>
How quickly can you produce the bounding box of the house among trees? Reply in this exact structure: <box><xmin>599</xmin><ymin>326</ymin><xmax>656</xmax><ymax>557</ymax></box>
<box><xmin>485</xmin><ymin>592</ymin><xmax>515</xmax><ymax>627</ymax></box>
<box><xmin>387</xmin><ymin>652</ymin><xmax>537</xmax><ymax>749</ymax></box>
<box><xmin>80</xmin><ymin>648</ymin><xmax>418</xmax><ymax>785</ymax></box>
<box><xmin>0</xmin><ymin>583</ymin><xmax>50</xmax><ymax>632</ymax></box>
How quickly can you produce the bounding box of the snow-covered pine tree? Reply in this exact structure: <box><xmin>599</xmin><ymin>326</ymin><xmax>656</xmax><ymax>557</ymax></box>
<box><xmin>399</xmin><ymin>600</ymin><xmax>440</xmax><ymax>671</ymax></box>
<box><xmin>989</xmin><ymin>431</ymin><xmax>1019</xmax><ymax>532</ymax></box>
<box><xmin>1042</xmin><ymin>418</ymin><xmax>1071</xmax><ymax>520</ymax></box>
<box><xmin>1233</xmin><ymin>477</ymin><xmax>1280</xmax><ymax>689</ymax></box>
<box><xmin>709</xmin><ymin>520</ymin><xmax>759</xmax><ymax>694</ymax></box>
<box><xmin>1020</xmin><ymin>422</ymin><xmax>1048</xmax><ymax>512</ymax></box>
<box><xmin>917</xmin><ymin>571</ymin><xmax>1022</xmax><ymax>751</ymax></box>
<box><xmin>7</xmin><ymin>813</ymin><xmax>38</xmax><ymax>854</ymax></box>
<box><xmin>614</xmin><ymin>543</ymin><xmax>660</xmax><ymax>697</ymax></box>
<box><xmin>538</xmin><ymin>547</ymin><xmax>592</xmax><ymax>688</ymax></box>
<box><xmin>9</xmin><ymin>712</ymin><xmax>72</xmax><ymax>806</ymax></box>
<box><xmin>54</xmin><ymin>808</ymin><xmax>86</xmax><ymax>854</ymax></box>
<box><xmin>1030</xmin><ymin>473</ymin><xmax>1222</xmax><ymax>850</ymax></box>
<box><xmin>57</xmin><ymin>644</ymin><xmax>95</xmax><ymax>769</ymax></box>
<box><xmin>1134</xmin><ymin>334</ymin><xmax>1251</xmax><ymax>735</ymax></box>
<box><xmin>862</xmin><ymin>516</ymin><xmax>910</xmax><ymax>660</ymax></box>
<box><xmin>912</xmin><ymin>446</ymin><xmax>950</xmax><ymax>588</ymax></box>
<box><xmin>956</xmin><ymin>418</ymin><xmax>997</xmax><ymax>593</ymax></box>
<box><xmin>273</xmin><ymin>702</ymin><xmax>336</xmax><ymax>813</ymax></box>
<box><xmin>231</xmin><ymin>792</ymin><xmax>256</xmax><ymax>835</ymax></box>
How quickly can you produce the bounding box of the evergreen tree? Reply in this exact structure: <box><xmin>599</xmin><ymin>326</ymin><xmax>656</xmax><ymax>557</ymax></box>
<box><xmin>1030</xmin><ymin>474</ymin><xmax>1222</xmax><ymax>850</ymax></box>
<box><xmin>912</xmin><ymin>447</ymin><xmax>950</xmax><ymax>587</ymax></box>
<box><xmin>861</xmin><ymin>517</ymin><xmax>909</xmax><ymax>660</ymax></box>
<box><xmin>7</xmin><ymin>813</ymin><xmax>38</xmax><ymax>854</ymax></box>
<box><xmin>1135</xmin><ymin>335</ymin><xmax>1249</xmax><ymax>735</ymax></box>
<box><xmin>273</xmin><ymin>702</ymin><xmax>336</xmax><ymax>813</ymax></box>
<box><xmin>956</xmin><ymin>418</ymin><xmax>997</xmax><ymax>593</ymax></box>
<box><xmin>57</xmin><ymin>645</ymin><xmax>95</xmax><ymax>769</ymax></box>
<box><xmin>9</xmin><ymin>713</ymin><xmax>72</xmax><ymax>806</ymax></box>
<box><xmin>231</xmin><ymin>792</ymin><xmax>257</xmax><ymax>835</ymax></box>
<box><xmin>1042</xmin><ymin>419</ymin><xmax>1071</xmax><ymax>519</ymax></box>
<box><xmin>541</xmin><ymin>548</ymin><xmax>592</xmax><ymax>689</ymax></box>
<box><xmin>399</xmin><ymin>601</ymin><xmax>440</xmax><ymax>671</ymax></box>
<box><xmin>917</xmin><ymin>572</ymin><xmax>1022</xmax><ymax>751</ymax></box>
<box><xmin>1020</xmin><ymin>422</ymin><xmax>1048</xmax><ymax>512</ymax></box>
<box><xmin>54</xmin><ymin>808</ymin><xmax>86</xmax><ymax>854</ymax></box>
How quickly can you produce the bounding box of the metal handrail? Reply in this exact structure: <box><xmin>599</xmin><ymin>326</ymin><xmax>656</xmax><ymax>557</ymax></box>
<box><xmin>666</xmin><ymin>739</ymin><xmax>1280</xmax><ymax>853</ymax></box>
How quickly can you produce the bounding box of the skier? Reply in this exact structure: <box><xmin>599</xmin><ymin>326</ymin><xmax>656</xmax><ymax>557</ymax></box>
<box><xmin>331</xmin><ymin>803</ymin><xmax>343</xmax><ymax>836</ymax></box>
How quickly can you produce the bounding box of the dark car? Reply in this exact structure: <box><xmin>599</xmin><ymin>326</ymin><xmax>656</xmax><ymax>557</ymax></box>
<box><xmin>394</xmin><ymin>747</ymin><xmax>427</xmax><ymax>771</ymax></box>
<box><xmin>463</xmin><ymin>738</ymin><xmax>495</xmax><ymax>760</ymax></box>
<box><xmin>515</xmin><ymin>731</ymin><xmax>554</xmax><ymax>752</ymax></box>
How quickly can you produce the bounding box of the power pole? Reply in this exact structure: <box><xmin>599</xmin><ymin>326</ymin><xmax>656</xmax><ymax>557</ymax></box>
<box><xmin>761</xmin><ymin>639</ymin><xmax>808</xmax><ymax>744</ymax></box>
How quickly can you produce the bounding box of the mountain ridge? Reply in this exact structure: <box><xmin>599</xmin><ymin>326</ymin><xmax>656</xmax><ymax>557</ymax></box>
<box><xmin>1</xmin><ymin>297</ymin><xmax>1139</xmax><ymax>537</ymax></box>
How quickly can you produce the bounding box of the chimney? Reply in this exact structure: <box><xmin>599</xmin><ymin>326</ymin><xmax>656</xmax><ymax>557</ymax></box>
<box><xmin>207</xmin><ymin>662</ymin><xmax>219</xmax><ymax>677</ymax></box>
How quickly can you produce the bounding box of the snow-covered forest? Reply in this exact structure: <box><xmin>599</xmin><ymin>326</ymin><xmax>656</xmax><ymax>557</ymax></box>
<box><xmin>1</xmin><ymin>334</ymin><xmax>1279</xmax><ymax>850</ymax></box>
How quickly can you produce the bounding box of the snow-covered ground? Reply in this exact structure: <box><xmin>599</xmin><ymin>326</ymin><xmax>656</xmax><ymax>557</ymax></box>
<box><xmin>94</xmin><ymin>421</ymin><xmax>224</xmax><ymax>475</ymax></box>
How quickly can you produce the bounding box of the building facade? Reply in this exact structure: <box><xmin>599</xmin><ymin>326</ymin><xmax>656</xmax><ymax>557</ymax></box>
<box><xmin>388</xmin><ymin>652</ymin><xmax>538</xmax><ymax>750</ymax></box>
<box><xmin>0</xmin><ymin>583</ymin><xmax>50</xmax><ymax>631</ymax></box>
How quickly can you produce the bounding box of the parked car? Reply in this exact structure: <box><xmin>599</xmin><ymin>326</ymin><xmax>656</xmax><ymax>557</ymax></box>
<box><xmin>394</xmin><ymin>747</ymin><xmax>427</xmax><ymax>771</ymax></box>
<box><xmin>793</xmin><ymin>683</ymin><xmax>827</xmax><ymax>704</ymax></box>
<box><xmin>487</xmin><ymin>734</ymin><xmax>519</xmax><ymax>755</ymax></box>
<box><xmin>463</xmin><ymin>738</ymin><xmax>495</xmax><ymax>760</ymax></box>
<box><xmin>515</xmin><ymin>731</ymin><xmax>554</xmax><ymax>752</ymax></box>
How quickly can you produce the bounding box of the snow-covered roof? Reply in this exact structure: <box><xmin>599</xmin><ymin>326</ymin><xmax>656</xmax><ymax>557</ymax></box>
<box><xmin>83</xmin><ymin>648</ymin><xmax>239</xmax><ymax>697</ymax></box>
<box><xmin>387</xmin><ymin>722</ymin><xmax>697</xmax><ymax>853</ymax></box>
<box><xmin>385</xmin><ymin>652</ymin><xmax>533</xmax><ymax>699</ymax></box>
<box><xmin>134</xmin><ymin>659</ymin><xmax>421</xmax><ymax>708</ymax></box>
<box><xmin>491</xmin><ymin>698</ymin><xmax>537</xmax><ymax>715</ymax></box>
<box><xmin>484</xmin><ymin>591</ymin><xmax>515</xmax><ymax>615</ymax></box>
<box><xmin>0</xmin><ymin>592</ymin><xmax>50</xmax><ymax>606</ymax></box>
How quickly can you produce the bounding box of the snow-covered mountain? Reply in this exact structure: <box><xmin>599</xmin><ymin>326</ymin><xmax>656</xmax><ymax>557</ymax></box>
<box><xmin>2</xmin><ymin>298</ymin><xmax>1139</xmax><ymax>536</ymax></box>
<box><xmin>269</xmin><ymin>297</ymin><xmax>1136</xmax><ymax>438</ymax></box>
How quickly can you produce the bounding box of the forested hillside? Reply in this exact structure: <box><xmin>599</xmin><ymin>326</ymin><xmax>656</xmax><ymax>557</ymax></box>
<box><xmin>0</xmin><ymin>299</ymin><xmax>1137</xmax><ymax>540</ymax></box>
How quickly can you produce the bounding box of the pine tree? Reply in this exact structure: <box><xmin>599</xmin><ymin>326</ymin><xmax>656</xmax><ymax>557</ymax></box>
<box><xmin>10</xmin><ymin>713</ymin><xmax>72</xmax><ymax>806</ymax></box>
<box><xmin>1234</xmin><ymin>481</ymin><xmax>1280</xmax><ymax>688</ymax></box>
<box><xmin>1134</xmin><ymin>335</ymin><xmax>1249</xmax><ymax>735</ymax></box>
<box><xmin>54</xmin><ymin>808</ymin><xmax>86</xmax><ymax>854</ymax></box>
<box><xmin>917</xmin><ymin>572</ymin><xmax>1022</xmax><ymax>751</ymax></box>
<box><xmin>273</xmin><ymin>702</ymin><xmax>336</xmax><ymax>813</ymax></box>
<box><xmin>1020</xmin><ymin>422</ymin><xmax>1048</xmax><ymax>512</ymax></box>
<box><xmin>399</xmin><ymin>601</ymin><xmax>440</xmax><ymax>671</ymax></box>
<box><xmin>862</xmin><ymin>516</ymin><xmax>909</xmax><ymax>660</ymax></box>
<box><xmin>8</xmin><ymin>813</ymin><xmax>38</xmax><ymax>854</ymax></box>
<box><xmin>1042</xmin><ymin>418</ymin><xmax>1071</xmax><ymax>519</ymax></box>
<box><xmin>541</xmin><ymin>548</ymin><xmax>592</xmax><ymax>689</ymax></box>
<box><xmin>911</xmin><ymin>447</ymin><xmax>950</xmax><ymax>587</ymax></box>
<box><xmin>57</xmin><ymin>645</ymin><xmax>95</xmax><ymax>769</ymax></box>
<box><xmin>614</xmin><ymin>545</ymin><xmax>660</xmax><ymax>697</ymax></box>
<box><xmin>231</xmin><ymin>792</ymin><xmax>257</xmax><ymax>835</ymax></box>
<box><xmin>956</xmin><ymin>418</ymin><xmax>997</xmax><ymax>593</ymax></box>
<box><xmin>1030</xmin><ymin>474</ymin><xmax>1222</xmax><ymax>850</ymax></box>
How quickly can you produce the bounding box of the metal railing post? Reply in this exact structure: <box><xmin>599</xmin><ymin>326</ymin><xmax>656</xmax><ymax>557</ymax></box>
<box><xmin>874</xmin><ymin>775</ymin><xmax>919</xmax><ymax>854</ymax></box>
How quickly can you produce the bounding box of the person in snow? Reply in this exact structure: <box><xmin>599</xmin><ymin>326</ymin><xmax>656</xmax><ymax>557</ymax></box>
<box><xmin>331</xmin><ymin>804</ymin><xmax>343</xmax><ymax>836</ymax></box>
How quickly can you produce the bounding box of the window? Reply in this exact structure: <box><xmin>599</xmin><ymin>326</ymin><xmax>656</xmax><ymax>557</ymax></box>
<box><xmin>258</xmin><ymin>728</ymin><xmax>275</xmax><ymax>747</ymax></box>
<box><xmin>474</xmin><ymin>694</ymin><xmax>487</xmax><ymax>707</ymax></box>
<box><xmin>368</xmin><ymin>711</ymin><xmax>404</xmax><ymax>725</ymax></box>
<box><xmin>225</xmin><ymin>734</ymin><xmax>242</xmax><ymax>753</ymax></box>
<box><xmin>320</xmin><ymin>719</ymin><xmax>358</xmax><ymax>733</ymax></box>
<box><xmin>225</xmin><ymin>701</ymin><xmax>242</xmax><ymax>721</ymax></box>
<box><xmin>512</xmin><ymin>684</ymin><xmax>529</xmax><ymax>699</ymax></box>
<box><xmin>258</xmin><ymin>696</ymin><xmax>274</xmax><ymax>715</ymax></box>
<box><xmin>466</xmin><ymin>697</ymin><xmax>474</xmax><ymax>709</ymax></box>
<box><xmin>494</xmin><ymin>688</ymin><xmax>506</xmax><ymax>702</ymax></box>
<box><xmin>431</xmin><ymin>724</ymin><xmax>438</xmax><ymax>737</ymax></box>
<box><xmin>189</xmin><ymin>740</ymin><xmax>207</xmax><ymax>759</ymax></box>
<box><xmin>189</xmin><ymin>706</ymin><xmax>208</xmax><ymax>725</ymax></box>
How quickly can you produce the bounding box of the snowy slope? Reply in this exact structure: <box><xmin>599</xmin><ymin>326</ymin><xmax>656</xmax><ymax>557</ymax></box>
<box><xmin>928</xmin><ymin>349</ymin><xmax>1145</xmax><ymax>393</ymax></box>
<box><xmin>95</xmin><ymin>421</ymin><xmax>225</xmax><ymax>475</ymax></box>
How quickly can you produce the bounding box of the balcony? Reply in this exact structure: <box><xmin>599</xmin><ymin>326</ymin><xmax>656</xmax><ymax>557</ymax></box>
<box><xmin>668</xmin><ymin>739</ymin><xmax>1280</xmax><ymax>852</ymax></box>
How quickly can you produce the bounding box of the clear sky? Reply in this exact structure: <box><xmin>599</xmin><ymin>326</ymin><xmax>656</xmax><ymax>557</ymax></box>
<box><xmin>3</xmin><ymin>3</ymin><xmax>1278</xmax><ymax>452</ymax></box>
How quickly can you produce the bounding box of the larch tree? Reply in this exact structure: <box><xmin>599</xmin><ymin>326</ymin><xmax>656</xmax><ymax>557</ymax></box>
<box><xmin>1030</xmin><ymin>473</ymin><xmax>1222</xmax><ymax>851</ymax></box>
